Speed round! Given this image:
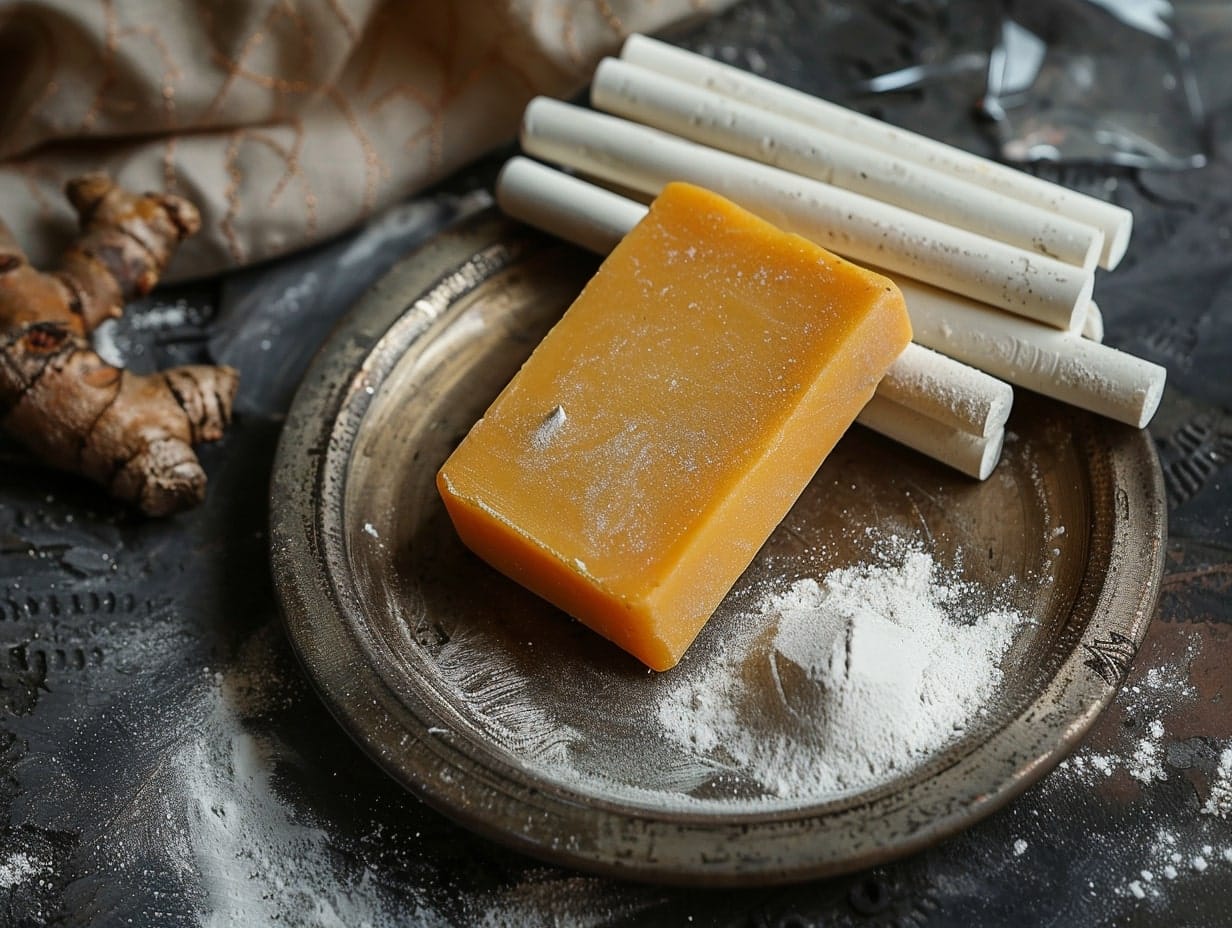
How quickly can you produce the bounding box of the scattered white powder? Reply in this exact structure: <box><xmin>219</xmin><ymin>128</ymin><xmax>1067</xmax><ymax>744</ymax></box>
<box><xmin>1144</xmin><ymin>665</ymin><xmax>1191</xmax><ymax>695</ymax></box>
<box><xmin>95</xmin><ymin>628</ymin><xmax>444</xmax><ymax>927</ymax></box>
<box><xmin>656</xmin><ymin>546</ymin><xmax>1025</xmax><ymax>797</ymax></box>
<box><xmin>468</xmin><ymin>870</ymin><xmax>657</xmax><ymax>927</ymax></box>
<box><xmin>1128</xmin><ymin>730</ymin><xmax>1167</xmax><ymax>784</ymax></box>
<box><xmin>1069</xmin><ymin>680</ymin><xmax>1232</xmax><ymax>907</ymax></box>
<box><xmin>1202</xmin><ymin>747</ymin><xmax>1232</xmax><ymax>818</ymax></box>
<box><xmin>1055</xmin><ymin>663</ymin><xmax>1194</xmax><ymax>789</ymax></box>
<box><xmin>194</xmin><ymin>688</ymin><xmax>401</xmax><ymax>925</ymax></box>
<box><xmin>128</xmin><ymin>300</ymin><xmax>195</xmax><ymax>331</ymax></box>
<box><xmin>1090</xmin><ymin>755</ymin><xmax>1114</xmax><ymax>776</ymax></box>
<box><xmin>91</xmin><ymin>625</ymin><xmax>664</xmax><ymax>926</ymax></box>
<box><xmin>91</xmin><ymin>298</ymin><xmax>204</xmax><ymax>367</ymax></box>
<box><xmin>1040</xmin><ymin>647</ymin><xmax>1232</xmax><ymax>906</ymax></box>
<box><xmin>0</xmin><ymin>851</ymin><xmax>42</xmax><ymax>889</ymax></box>
<box><xmin>1117</xmin><ymin>829</ymin><xmax>1185</xmax><ymax>901</ymax></box>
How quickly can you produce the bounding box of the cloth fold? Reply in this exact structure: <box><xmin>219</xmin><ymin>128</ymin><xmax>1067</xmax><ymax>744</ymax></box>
<box><xmin>0</xmin><ymin>0</ymin><xmax>729</xmax><ymax>281</ymax></box>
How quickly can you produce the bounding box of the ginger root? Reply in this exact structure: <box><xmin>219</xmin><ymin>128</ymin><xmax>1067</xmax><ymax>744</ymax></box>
<box><xmin>0</xmin><ymin>174</ymin><xmax>238</xmax><ymax>516</ymax></box>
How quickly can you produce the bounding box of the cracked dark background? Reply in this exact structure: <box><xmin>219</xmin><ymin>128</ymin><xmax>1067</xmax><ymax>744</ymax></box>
<box><xmin>2</xmin><ymin>1</ymin><xmax>1230</xmax><ymax>925</ymax></box>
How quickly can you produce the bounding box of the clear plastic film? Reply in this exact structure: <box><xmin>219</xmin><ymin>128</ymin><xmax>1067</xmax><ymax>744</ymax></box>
<box><xmin>861</xmin><ymin>0</ymin><xmax>1232</xmax><ymax>170</ymax></box>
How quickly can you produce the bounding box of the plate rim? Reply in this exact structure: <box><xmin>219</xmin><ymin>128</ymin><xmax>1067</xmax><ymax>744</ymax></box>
<box><xmin>269</xmin><ymin>209</ymin><xmax>1168</xmax><ymax>886</ymax></box>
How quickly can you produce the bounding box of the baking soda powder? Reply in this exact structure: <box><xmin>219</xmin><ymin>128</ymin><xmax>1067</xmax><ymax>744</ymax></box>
<box><xmin>657</xmin><ymin>545</ymin><xmax>1025</xmax><ymax>797</ymax></box>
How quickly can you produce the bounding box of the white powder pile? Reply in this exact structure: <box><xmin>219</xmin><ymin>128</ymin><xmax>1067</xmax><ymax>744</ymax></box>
<box><xmin>657</xmin><ymin>545</ymin><xmax>1025</xmax><ymax>797</ymax></box>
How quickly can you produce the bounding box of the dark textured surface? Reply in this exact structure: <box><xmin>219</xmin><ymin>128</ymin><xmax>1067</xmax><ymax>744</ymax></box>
<box><xmin>2</xmin><ymin>1</ymin><xmax>1230</xmax><ymax>925</ymax></box>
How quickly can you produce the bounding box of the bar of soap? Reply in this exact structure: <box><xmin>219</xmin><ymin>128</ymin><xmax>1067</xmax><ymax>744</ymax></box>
<box><xmin>437</xmin><ymin>183</ymin><xmax>911</xmax><ymax>670</ymax></box>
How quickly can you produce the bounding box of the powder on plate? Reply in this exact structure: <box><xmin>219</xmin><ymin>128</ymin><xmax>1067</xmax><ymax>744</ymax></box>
<box><xmin>656</xmin><ymin>545</ymin><xmax>1025</xmax><ymax>797</ymax></box>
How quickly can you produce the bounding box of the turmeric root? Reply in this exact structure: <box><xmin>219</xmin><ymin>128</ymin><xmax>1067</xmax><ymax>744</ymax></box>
<box><xmin>0</xmin><ymin>174</ymin><xmax>238</xmax><ymax>516</ymax></box>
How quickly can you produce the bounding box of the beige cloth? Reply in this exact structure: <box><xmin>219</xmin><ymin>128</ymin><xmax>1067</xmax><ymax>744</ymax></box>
<box><xmin>0</xmin><ymin>0</ymin><xmax>728</xmax><ymax>281</ymax></box>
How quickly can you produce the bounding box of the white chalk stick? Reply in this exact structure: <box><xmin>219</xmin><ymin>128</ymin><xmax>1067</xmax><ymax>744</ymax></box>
<box><xmin>1083</xmin><ymin>301</ymin><xmax>1105</xmax><ymax>343</ymax></box>
<box><xmin>620</xmin><ymin>34</ymin><xmax>1133</xmax><ymax>270</ymax></box>
<box><xmin>521</xmin><ymin>98</ymin><xmax>1091</xmax><ymax>331</ymax></box>
<box><xmin>592</xmin><ymin>58</ymin><xmax>1103</xmax><ymax>272</ymax></box>
<box><xmin>497</xmin><ymin>156</ymin><xmax>1012</xmax><ymax>452</ymax></box>
<box><xmin>896</xmin><ymin>277</ymin><xmax>1164</xmax><ymax>428</ymax></box>
<box><xmin>496</xmin><ymin>157</ymin><xmax>643</xmax><ymax>255</ymax></box>
<box><xmin>879</xmin><ymin>343</ymin><xmax>1013</xmax><ymax>438</ymax></box>
<box><xmin>857</xmin><ymin>395</ymin><xmax>1005</xmax><ymax>480</ymax></box>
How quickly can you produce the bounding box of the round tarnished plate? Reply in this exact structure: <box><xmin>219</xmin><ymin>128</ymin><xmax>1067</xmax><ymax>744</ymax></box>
<box><xmin>270</xmin><ymin>210</ymin><xmax>1166</xmax><ymax>886</ymax></box>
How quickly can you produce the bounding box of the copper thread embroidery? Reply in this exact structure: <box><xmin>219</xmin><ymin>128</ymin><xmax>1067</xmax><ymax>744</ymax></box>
<box><xmin>162</xmin><ymin>136</ymin><xmax>179</xmax><ymax>193</ymax></box>
<box><xmin>12</xmin><ymin>160</ymin><xmax>61</xmax><ymax>219</ymax></box>
<box><xmin>221</xmin><ymin>130</ymin><xmax>248</xmax><ymax>263</ymax></box>
<box><xmin>593</xmin><ymin>0</ymin><xmax>627</xmax><ymax>37</ymax></box>
<box><xmin>325</xmin><ymin>85</ymin><xmax>383</xmax><ymax>212</ymax></box>
<box><xmin>325</xmin><ymin>0</ymin><xmax>360</xmax><ymax>42</ymax></box>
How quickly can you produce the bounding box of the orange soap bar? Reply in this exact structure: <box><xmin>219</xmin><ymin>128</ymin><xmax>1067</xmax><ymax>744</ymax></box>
<box><xmin>437</xmin><ymin>183</ymin><xmax>910</xmax><ymax>671</ymax></box>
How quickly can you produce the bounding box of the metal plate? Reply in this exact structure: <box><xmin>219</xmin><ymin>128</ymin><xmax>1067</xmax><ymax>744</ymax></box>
<box><xmin>270</xmin><ymin>210</ymin><xmax>1167</xmax><ymax>886</ymax></box>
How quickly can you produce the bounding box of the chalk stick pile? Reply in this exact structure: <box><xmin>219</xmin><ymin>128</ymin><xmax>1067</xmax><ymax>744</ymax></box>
<box><xmin>495</xmin><ymin>34</ymin><xmax>1165</xmax><ymax>479</ymax></box>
